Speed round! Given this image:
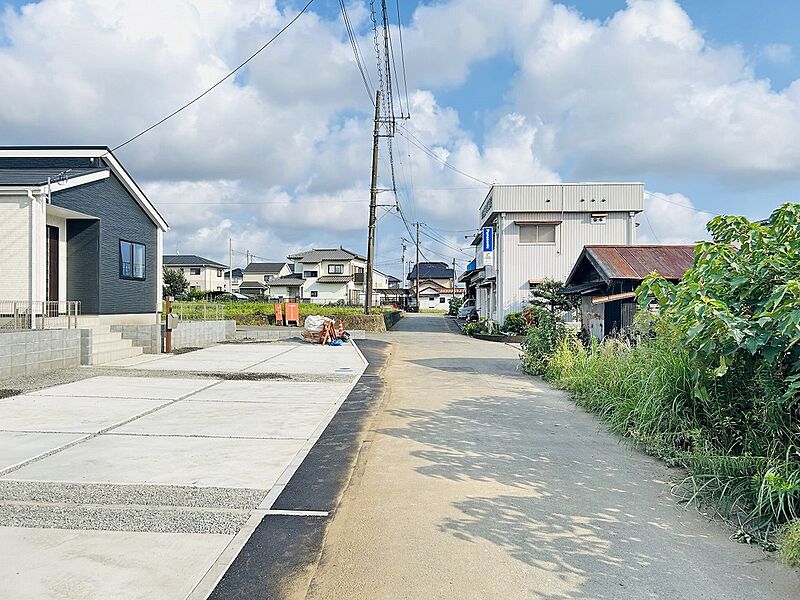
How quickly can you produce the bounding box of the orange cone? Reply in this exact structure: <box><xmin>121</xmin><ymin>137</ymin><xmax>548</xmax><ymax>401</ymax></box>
<box><xmin>337</xmin><ymin>320</ymin><xmax>344</xmax><ymax>339</ymax></box>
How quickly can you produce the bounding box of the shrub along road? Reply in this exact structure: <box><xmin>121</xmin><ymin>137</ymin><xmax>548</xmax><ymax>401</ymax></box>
<box><xmin>299</xmin><ymin>314</ymin><xmax>798</xmax><ymax>599</ymax></box>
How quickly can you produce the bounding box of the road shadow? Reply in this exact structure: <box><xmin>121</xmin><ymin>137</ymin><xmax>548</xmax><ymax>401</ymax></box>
<box><xmin>377</xmin><ymin>388</ymin><xmax>772</xmax><ymax>598</ymax></box>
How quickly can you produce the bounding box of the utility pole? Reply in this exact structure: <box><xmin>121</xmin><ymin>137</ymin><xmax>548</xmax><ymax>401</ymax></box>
<box><xmin>451</xmin><ymin>258</ymin><xmax>457</xmax><ymax>305</ymax></box>
<box><xmin>365</xmin><ymin>89</ymin><xmax>382</xmax><ymax>315</ymax></box>
<box><xmin>401</xmin><ymin>238</ymin><xmax>407</xmax><ymax>285</ymax></box>
<box><xmin>415</xmin><ymin>221</ymin><xmax>420</xmax><ymax>310</ymax></box>
<box><xmin>228</xmin><ymin>238</ymin><xmax>233</xmax><ymax>293</ymax></box>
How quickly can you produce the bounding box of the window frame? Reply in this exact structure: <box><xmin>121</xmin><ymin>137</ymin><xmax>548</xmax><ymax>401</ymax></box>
<box><xmin>328</xmin><ymin>264</ymin><xmax>344</xmax><ymax>274</ymax></box>
<box><xmin>518</xmin><ymin>222</ymin><xmax>557</xmax><ymax>245</ymax></box>
<box><xmin>119</xmin><ymin>239</ymin><xmax>146</xmax><ymax>281</ymax></box>
<box><xmin>310</xmin><ymin>290</ymin><xmax>319</xmax><ymax>298</ymax></box>
<box><xmin>189</xmin><ymin>267</ymin><xmax>201</xmax><ymax>276</ymax></box>
<box><xmin>303</xmin><ymin>270</ymin><xmax>318</xmax><ymax>278</ymax></box>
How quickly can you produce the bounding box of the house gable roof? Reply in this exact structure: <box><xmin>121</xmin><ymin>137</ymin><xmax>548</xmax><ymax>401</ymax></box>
<box><xmin>243</xmin><ymin>261</ymin><xmax>287</xmax><ymax>274</ymax></box>
<box><xmin>164</xmin><ymin>254</ymin><xmax>227</xmax><ymax>269</ymax></box>
<box><xmin>407</xmin><ymin>262</ymin><xmax>454</xmax><ymax>281</ymax></box>
<box><xmin>0</xmin><ymin>146</ymin><xmax>168</xmax><ymax>231</ymax></box>
<box><xmin>566</xmin><ymin>245</ymin><xmax>696</xmax><ymax>286</ymax></box>
<box><xmin>287</xmin><ymin>248</ymin><xmax>366</xmax><ymax>262</ymax></box>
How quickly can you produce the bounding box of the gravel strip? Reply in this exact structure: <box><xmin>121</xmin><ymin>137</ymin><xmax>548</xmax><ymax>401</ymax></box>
<box><xmin>0</xmin><ymin>481</ymin><xmax>268</xmax><ymax>510</ymax></box>
<box><xmin>0</xmin><ymin>502</ymin><xmax>250</xmax><ymax>535</ymax></box>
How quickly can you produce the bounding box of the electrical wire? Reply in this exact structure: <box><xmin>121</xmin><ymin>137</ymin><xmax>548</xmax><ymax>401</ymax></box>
<box><xmin>394</xmin><ymin>0</ymin><xmax>411</xmax><ymax>117</ymax></box>
<box><xmin>643</xmin><ymin>191</ymin><xmax>720</xmax><ymax>216</ymax></box>
<box><xmin>110</xmin><ymin>0</ymin><xmax>316</xmax><ymax>153</ymax></box>
<box><xmin>397</xmin><ymin>124</ymin><xmax>492</xmax><ymax>186</ymax></box>
<box><xmin>339</xmin><ymin>0</ymin><xmax>374</xmax><ymax>104</ymax></box>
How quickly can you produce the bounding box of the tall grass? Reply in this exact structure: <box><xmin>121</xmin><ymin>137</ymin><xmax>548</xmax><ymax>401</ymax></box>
<box><xmin>536</xmin><ymin>326</ymin><xmax>800</xmax><ymax>542</ymax></box>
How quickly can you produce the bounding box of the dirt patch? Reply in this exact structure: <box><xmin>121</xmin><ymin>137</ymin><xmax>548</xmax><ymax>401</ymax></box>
<box><xmin>0</xmin><ymin>389</ymin><xmax>22</xmax><ymax>399</ymax></box>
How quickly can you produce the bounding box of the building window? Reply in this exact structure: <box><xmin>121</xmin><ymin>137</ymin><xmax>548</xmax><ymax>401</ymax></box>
<box><xmin>310</xmin><ymin>290</ymin><xmax>318</xmax><ymax>298</ymax></box>
<box><xmin>303</xmin><ymin>270</ymin><xmax>318</xmax><ymax>278</ymax></box>
<box><xmin>217</xmin><ymin>269</ymin><xmax>224</xmax><ymax>277</ymax></box>
<box><xmin>119</xmin><ymin>240</ymin><xmax>146</xmax><ymax>280</ymax></box>
<box><xmin>591</xmin><ymin>213</ymin><xmax>607</xmax><ymax>224</ymax></box>
<box><xmin>328</xmin><ymin>264</ymin><xmax>344</xmax><ymax>274</ymax></box>
<box><xmin>190</xmin><ymin>267</ymin><xmax>201</xmax><ymax>275</ymax></box>
<box><xmin>519</xmin><ymin>223</ymin><xmax>556</xmax><ymax>244</ymax></box>
<box><xmin>439</xmin><ymin>297</ymin><xmax>446</xmax><ymax>303</ymax></box>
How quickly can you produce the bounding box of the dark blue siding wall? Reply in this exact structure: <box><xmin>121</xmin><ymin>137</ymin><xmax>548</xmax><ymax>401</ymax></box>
<box><xmin>0</xmin><ymin>157</ymin><xmax>98</xmax><ymax>169</ymax></box>
<box><xmin>66</xmin><ymin>220</ymin><xmax>100</xmax><ymax>314</ymax></box>
<box><xmin>52</xmin><ymin>174</ymin><xmax>158</xmax><ymax>315</ymax></box>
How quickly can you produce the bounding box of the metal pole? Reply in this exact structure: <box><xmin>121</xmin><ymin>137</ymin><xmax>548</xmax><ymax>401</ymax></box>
<box><xmin>228</xmin><ymin>237</ymin><xmax>233</xmax><ymax>293</ymax></box>
<box><xmin>415</xmin><ymin>221</ymin><xmax>420</xmax><ymax>310</ymax></box>
<box><xmin>165</xmin><ymin>297</ymin><xmax>173</xmax><ymax>353</ymax></box>
<box><xmin>365</xmin><ymin>89</ymin><xmax>382</xmax><ymax>315</ymax></box>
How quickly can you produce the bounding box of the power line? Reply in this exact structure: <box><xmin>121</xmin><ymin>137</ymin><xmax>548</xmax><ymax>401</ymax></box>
<box><xmin>642</xmin><ymin>209</ymin><xmax>661</xmax><ymax>244</ymax></box>
<box><xmin>643</xmin><ymin>191</ymin><xmax>719</xmax><ymax>216</ymax></box>
<box><xmin>394</xmin><ymin>0</ymin><xmax>411</xmax><ymax>117</ymax></box>
<box><xmin>339</xmin><ymin>0</ymin><xmax>374</xmax><ymax>104</ymax></box>
<box><xmin>110</xmin><ymin>0</ymin><xmax>316</xmax><ymax>152</ymax></box>
<box><xmin>397</xmin><ymin>124</ymin><xmax>492</xmax><ymax>186</ymax></box>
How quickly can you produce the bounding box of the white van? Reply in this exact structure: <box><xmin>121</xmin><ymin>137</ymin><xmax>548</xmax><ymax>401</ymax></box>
<box><xmin>457</xmin><ymin>298</ymin><xmax>476</xmax><ymax>319</ymax></box>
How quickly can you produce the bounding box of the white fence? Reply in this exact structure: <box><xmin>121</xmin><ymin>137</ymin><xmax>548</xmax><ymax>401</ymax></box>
<box><xmin>0</xmin><ymin>301</ymin><xmax>81</xmax><ymax>330</ymax></box>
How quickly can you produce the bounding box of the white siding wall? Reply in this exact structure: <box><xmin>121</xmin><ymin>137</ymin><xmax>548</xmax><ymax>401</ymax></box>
<box><xmin>0</xmin><ymin>194</ymin><xmax>33</xmax><ymax>300</ymax></box>
<box><xmin>307</xmin><ymin>283</ymin><xmax>348</xmax><ymax>304</ymax></box>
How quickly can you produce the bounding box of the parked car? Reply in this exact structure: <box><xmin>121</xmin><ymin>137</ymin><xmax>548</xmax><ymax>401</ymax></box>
<box><xmin>457</xmin><ymin>298</ymin><xmax>476</xmax><ymax>319</ymax></box>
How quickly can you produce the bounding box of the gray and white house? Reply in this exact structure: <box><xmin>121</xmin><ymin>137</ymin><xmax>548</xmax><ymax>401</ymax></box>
<box><xmin>0</xmin><ymin>146</ymin><xmax>169</xmax><ymax>365</ymax></box>
<box><xmin>463</xmin><ymin>183</ymin><xmax>644</xmax><ymax>323</ymax></box>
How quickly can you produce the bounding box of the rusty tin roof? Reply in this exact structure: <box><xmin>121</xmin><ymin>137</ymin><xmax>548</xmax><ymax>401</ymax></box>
<box><xmin>569</xmin><ymin>245</ymin><xmax>696</xmax><ymax>284</ymax></box>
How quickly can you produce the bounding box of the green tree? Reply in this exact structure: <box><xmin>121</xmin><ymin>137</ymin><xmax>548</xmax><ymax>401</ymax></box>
<box><xmin>163</xmin><ymin>267</ymin><xmax>189</xmax><ymax>299</ymax></box>
<box><xmin>528</xmin><ymin>279</ymin><xmax>580</xmax><ymax>316</ymax></box>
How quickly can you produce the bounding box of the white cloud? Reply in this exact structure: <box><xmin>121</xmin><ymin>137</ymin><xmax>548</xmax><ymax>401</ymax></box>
<box><xmin>0</xmin><ymin>0</ymin><xmax>797</xmax><ymax>270</ymax></box>
<box><xmin>762</xmin><ymin>43</ymin><xmax>793</xmax><ymax>65</ymax></box>
<box><xmin>638</xmin><ymin>192</ymin><xmax>712</xmax><ymax>244</ymax></box>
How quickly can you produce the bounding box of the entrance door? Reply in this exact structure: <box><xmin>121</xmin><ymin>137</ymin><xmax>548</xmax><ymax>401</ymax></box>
<box><xmin>46</xmin><ymin>226</ymin><xmax>59</xmax><ymax>313</ymax></box>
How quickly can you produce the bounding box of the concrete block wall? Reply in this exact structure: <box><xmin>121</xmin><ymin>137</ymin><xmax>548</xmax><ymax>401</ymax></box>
<box><xmin>111</xmin><ymin>324</ymin><xmax>161</xmax><ymax>354</ymax></box>
<box><xmin>0</xmin><ymin>329</ymin><xmax>81</xmax><ymax>378</ymax></box>
<box><xmin>164</xmin><ymin>320</ymin><xmax>236</xmax><ymax>351</ymax></box>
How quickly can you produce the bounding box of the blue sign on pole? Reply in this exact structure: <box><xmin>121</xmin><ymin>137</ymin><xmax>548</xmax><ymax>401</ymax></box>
<box><xmin>482</xmin><ymin>227</ymin><xmax>493</xmax><ymax>252</ymax></box>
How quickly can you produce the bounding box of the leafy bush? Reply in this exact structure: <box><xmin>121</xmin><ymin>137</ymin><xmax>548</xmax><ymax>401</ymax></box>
<box><xmin>528</xmin><ymin>204</ymin><xmax>800</xmax><ymax>543</ymax></box>
<box><xmin>779</xmin><ymin>519</ymin><xmax>800</xmax><ymax>567</ymax></box>
<box><xmin>463</xmin><ymin>320</ymin><xmax>489</xmax><ymax>336</ymax></box>
<box><xmin>501</xmin><ymin>312</ymin><xmax>529</xmax><ymax>335</ymax></box>
<box><xmin>163</xmin><ymin>267</ymin><xmax>189</xmax><ymax>299</ymax></box>
<box><xmin>520</xmin><ymin>308</ymin><xmax>571</xmax><ymax>375</ymax></box>
<box><xmin>448</xmin><ymin>297</ymin><xmax>464</xmax><ymax>316</ymax></box>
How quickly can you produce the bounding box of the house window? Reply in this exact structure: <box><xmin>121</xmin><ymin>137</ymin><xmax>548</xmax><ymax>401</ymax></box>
<box><xmin>119</xmin><ymin>240</ymin><xmax>146</xmax><ymax>280</ymax></box>
<box><xmin>310</xmin><ymin>290</ymin><xmax>318</xmax><ymax>298</ymax></box>
<box><xmin>190</xmin><ymin>267</ymin><xmax>201</xmax><ymax>275</ymax></box>
<box><xmin>519</xmin><ymin>224</ymin><xmax>556</xmax><ymax>244</ymax></box>
<box><xmin>304</xmin><ymin>270</ymin><xmax>318</xmax><ymax>278</ymax></box>
<box><xmin>328</xmin><ymin>264</ymin><xmax>344</xmax><ymax>274</ymax></box>
<box><xmin>439</xmin><ymin>297</ymin><xmax>446</xmax><ymax>303</ymax></box>
<box><xmin>217</xmin><ymin>269</ymin><xmax>224</xmax><ymax>277</ymax></box>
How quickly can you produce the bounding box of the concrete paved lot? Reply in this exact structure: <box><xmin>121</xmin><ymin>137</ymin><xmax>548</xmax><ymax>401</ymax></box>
<box><xmin>0</xmin><ymin>341</ymin><xmax>365</xmax><ymax>599</ymax></box>
<box><xmin>303</xmin><ymin>314</ymin><xmax>799</xmax><ymax>600</ymax></box>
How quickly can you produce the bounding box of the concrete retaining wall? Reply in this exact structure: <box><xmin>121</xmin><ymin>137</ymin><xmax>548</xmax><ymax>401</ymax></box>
<box><xmin>0</xmin><ymin>329</ymin><xmax>81</xmax><ymax>378</ymax></box>
<box><xmin>383</xmin><ymin>311</ymin><xmax>403</xmax><ymax>330</ymax></box>
<box><xmin>164</xmin><ymin>320</ymin><xmax>236</xmax><ymax>350</ymax></box>
<box><xmin>111</xmin><ymin>324</ymin><xmax>161</xmax><ymax>354</ymax></box>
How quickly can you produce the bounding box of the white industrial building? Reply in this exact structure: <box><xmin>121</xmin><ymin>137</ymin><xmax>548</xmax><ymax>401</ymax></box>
<box><xmin>461</xmin><ymin>183</ymin><xmax>644</xmax><ymax>324</ymax></box>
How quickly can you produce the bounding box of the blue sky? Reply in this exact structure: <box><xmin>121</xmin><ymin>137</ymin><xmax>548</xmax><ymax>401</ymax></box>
<box><xmin>1</xmin><ymin>0</ymin><xmax>798</xmax><ymax>272</ymax></box>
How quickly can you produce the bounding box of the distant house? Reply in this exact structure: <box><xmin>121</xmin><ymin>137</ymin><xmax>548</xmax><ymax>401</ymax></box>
<box><xmin>407</xmin><ymin>262</ymin><xmax>455</xmax><ymax>291</ymax></box>
<box><xmin>163</xmin><ymin>255</ymin><xmax>228</xmax><ymax>292</ymax></box>
<box><xmin>242</xmin><ymin>261</ymin><xmax>293</xmax><ymax>284</ymax></box>
<box><xmin>417</xmin><ymin>282</ymin><xmax>465</xmax><ymax>310</ymax></box>
<box><xmin>561</xmin><ymin>245</ymin><xmax>695</xmax><ymax>339</ymax></box>
<box><xmin>288</xmin><ymin>247</ymin><xmax>387</xmax><ymax>304</ymax></box>
<box><xmin>224</xmin><ymin>268</ymin><xmax>243</xmax><ymax>293</ymax></box>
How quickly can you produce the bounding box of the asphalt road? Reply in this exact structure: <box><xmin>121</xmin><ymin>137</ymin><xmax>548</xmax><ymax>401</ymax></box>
<box><xmin>300</xmin><ymin>313</ymin><xmax>798</xmax><ymax>599</ymax></box>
